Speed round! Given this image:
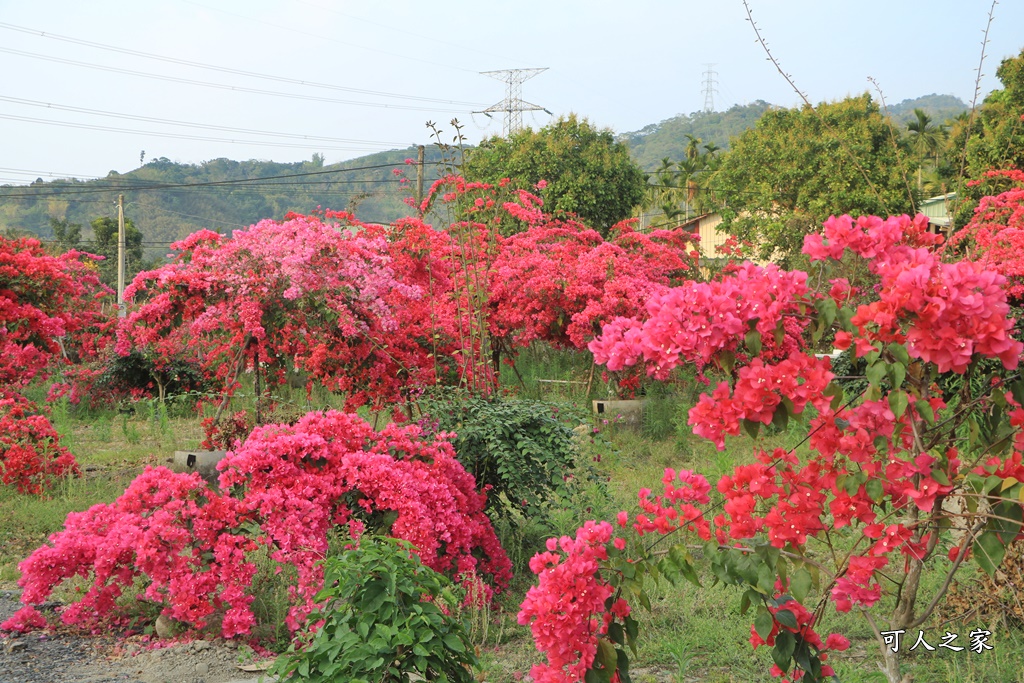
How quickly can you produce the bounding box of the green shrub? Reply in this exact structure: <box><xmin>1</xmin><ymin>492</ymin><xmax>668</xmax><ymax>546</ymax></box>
<box><xmin>272</xmin><ymin>536</ymin><xmax>477</xmax><ymax>683</ymax></box>
<box><xmin>418</xmin><ymin>390</ymin><xmax>589</xmax><ymax>516</ymax></box>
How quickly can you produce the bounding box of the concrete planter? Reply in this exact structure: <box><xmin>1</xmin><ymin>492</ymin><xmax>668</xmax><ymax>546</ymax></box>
<box><xmin>592</xmin><ymin>399</ymin><xmax>646</xmax><ymax>428</ymax></box>
<box><xmin>172</xmin><ymin>450</ymin><xmax>228</xmax><ymax>488</ymax></box>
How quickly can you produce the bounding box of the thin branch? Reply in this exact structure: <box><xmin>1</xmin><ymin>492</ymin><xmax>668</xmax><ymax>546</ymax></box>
<box><xmin>741</xmin><ymin>0</ymin><xmax>889</xmax><ymax>213</ymax></box>
<box><xmin>951</xmin><ymin>0</ymin><xmax>999</xmax><ymax>223</ymax></box>
<box><xmin>908</xmin><ymin>519</ymin><xmax>986</xmax><ymax>630</ymax></box>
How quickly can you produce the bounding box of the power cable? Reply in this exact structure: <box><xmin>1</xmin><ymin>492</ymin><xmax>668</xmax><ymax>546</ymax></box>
<box><xmin>0</xmin><ymin>161</ymin><xmax>411</xmax><ymax>197</ymax></box>
<box><xmin>0</xmin><ymin>112</ymin><xmax>403</xmax><ymax>152</ymax></box>
<box><xmin>0</xmin><ymin>96</ymin><xmax>407</xmax><ymax>146</ymax></box>
<box><xmin>0</xmin><ymin>46</ymin><xmax>475</xmax><ymax>113</ymax></box>
<box><xmin>179</xmin><ymin>0</ymin><xmax>478</xmax><ymax>75</ymax></box>
<box><xmin>0</xmin><ymin>21</ymin><xmax>484</xmax><ymax>106</ymax></box>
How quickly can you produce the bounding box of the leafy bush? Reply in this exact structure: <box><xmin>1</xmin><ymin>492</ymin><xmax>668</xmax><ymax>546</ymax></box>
<box><xmin>418</xmin><ymin>391</ymin><xmax>589</xmax><ymax>516</ymax></box>
<box><xmin>97</xmin><ymin>350</ymin><xmax>211</xmax><ymax>405</ymax></box>
<box><xmin>271</xmin><ymin>536</ymin><xmax>477</xmax><ymax>683</ymax></box>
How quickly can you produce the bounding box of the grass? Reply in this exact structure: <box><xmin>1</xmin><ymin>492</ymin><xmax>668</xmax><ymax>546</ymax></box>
<box><xmin>4</xmin><ymin>358</ymin><xmax>1024</xmax><ymax>682</ymax></box>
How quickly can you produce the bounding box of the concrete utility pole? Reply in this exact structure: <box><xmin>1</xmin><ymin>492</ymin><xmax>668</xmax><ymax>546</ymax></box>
<box><xmin>476</xmin><ymin>68</ymin><xmax>552</xmax><ymax>137</ymax></box>
<box><xmin>117</xmin><ymin>194</ymin><xmax>126</xmax><ymax>318</ymax></box>
<box><xmin>701</xmin><ymin>64</ymin><xmax>719</xmax><ymax>113</ymax></box>
<box><xmin>416</xmin><ymin>144</ymin><xmax>425</xmax><ymax>216</ymax></box>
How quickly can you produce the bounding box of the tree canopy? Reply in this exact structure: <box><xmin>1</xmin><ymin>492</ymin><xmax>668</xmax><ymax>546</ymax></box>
<box><xmin>948</xmin><ymin>48</ymin><xmax>1024</xmax><ymax>225</ymax></box>
<box><xmin>462</xmin><ymin>114</ymin><xmax>647</xmax><ymax>236</ymax></box>
<box><xmin>712</xmin><ymin>95</ymin><xmax>915</xmax><ymax>263</ymax></box>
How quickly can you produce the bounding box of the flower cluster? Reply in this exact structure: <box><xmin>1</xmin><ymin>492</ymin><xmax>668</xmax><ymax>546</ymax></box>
<box><xmin>0</xmin><ymin>392</ymin><xmax>79</xmax><ymax>494</ymax></box>
<box><xmin>517</xmin><ymin>520</ymin><xmax>622</xmax><ymax>683</ymax></box>
<box><xmin>588</xmin><ymin>262</ymin><xmax>811</xmax><ymax>379</ymax></box>
<box><xmin>115</xmin><ymin>215</ymin><xmax>419</xmax><ymax>411</ymax></box>
<box><xmin>4</xmin><ymin>410</ymin><xmax>510</xmax><ymax>639</ymax></box>
<box><xmin>0</xmin><ymin>236</ymin><xmax>111</xmax><ymax>388</ymax></box>
<box><xmin>520</xmin><ymin>470</ymin><xmax>711</xmax><ymax>682</ymax></box>
<box><xmin>489</xmin><ymin>221</ymin><xmax>698</xmax><ymax>352</ymax></box>
<box><xmin>947</xmin><ymin>169</ymin><xmax>1024</xmax><ymax>302</ymax></box>
<box><xmin>806</xmin><ymin>213</ymin><xmax>1021</xmax><ymax>373</ymax></box>
<box><xmin>553</xmin><ymin>209</ymin><xmax>1024</xmax><ymax>682</ymax></box>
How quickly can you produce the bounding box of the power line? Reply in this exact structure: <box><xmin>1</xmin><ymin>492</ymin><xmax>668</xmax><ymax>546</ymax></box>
<box><xmin>0</xmin><ymin>112</ymin><xmax>405</xmax><ymax>152</ymax></box>
<box><xmin>179</xmin><ymin>0</ymin><xmax>479</xmax><ymax>74</ymax></box>
<box><xmin>0</xmin><ymin>46</ymin><xmax>475</xmax><ymax>113</ymax></box>
<box><xmin>0</xmin><ymin>96</ymin><xmax>407</xmax><ymax>147</ymax></box>
<box><xmin>0</xmin><ymin>161</ymin><xmax>411</xmax><ymax>197</ymax></box>
<box><xmin>0</xmin><ymin>21</ymin><xmax>484</xmax><ymax>107</ymax></box>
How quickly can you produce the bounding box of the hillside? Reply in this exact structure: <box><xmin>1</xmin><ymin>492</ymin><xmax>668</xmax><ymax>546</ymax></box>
<box><xmin>0</xmin><ymin>147</ymin><xmax>446</xmax><ymax>250</ymax></box>
<box><xmin>619</xmin><ymin>101</ymin><xmax>774</xmax><ymax>170</ymax></box>
<box><xmin>0</xmin><ymin>92</ymin><xmax>974</xmax><ymax>252</ymax></box>
<box><xmin>885</xmin><ymin>93</ymin><xmax>969</xmax><ymax>126</ymax></box>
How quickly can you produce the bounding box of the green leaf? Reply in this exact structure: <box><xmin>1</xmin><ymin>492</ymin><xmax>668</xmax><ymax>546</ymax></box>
<box><xmin>817</xmin><ymin>297</ymin><xmax>837</xmax><ymax>329</ymax></box>
<box><xmin>866</xmin><ymin>360</ymin><xmax>886</xmax><ymax>388</ymax></box>
<box><xmin>888</xmin><ymin>390</ymin><xmax>908</xmax><ymax>419</ymax></box>
<box><xmin>772</xmin><ymin>631</ymin><xmax>796</xmax><ymax>672</ymax></box>
<box><xmin>888</xmin><ymin>362</ymin><xmax>906</xmax><ymax>390</ymax></box>
<box><xmin>887</xmin><ymin>342</ymin><xmax>910</xmax><ymax>365</ymax></box>
<box><xmin>742</xmin><ymin>418</ymin><xmax>761</xmax><ymax>440</ymax></box>
<box><xmin>719</xmin><ymin>350</ymin><xmax>735</xmax><ymax>375</ymax></box>
<box><xmin>775</xmin><ymin>609</ymin><xmax>798</xmax><ymax>629</ymax></box>
<box><xmin>442</xmin><ymin>634</ymin><xmax>465</xmax><ymax>653</ymax></box>
<box><xmin>745</xmin><ymin>330</ymin><xmax>762</xmax><ymax>356</ymax></box>
<box><xmin>754</xmin><ymin>609</ymin><xmax>773</xmax><ymax>641</ymax></box>
<box><xmin>790</xmin><ymin>568</ymin><xmax>812</xmax><ymax>603</ymax></box>
<box><xmin>739</xmin><ymin>589</ymin><xmax>753</xmax><ymax>616</ymax></box>
<box><xmin>616</xmin><ymin>649</ymin><xmax>632</xmax><ymax>683</ymax></box>
<box><xmin>974</xmin><ymin>530</ymin><xmax>1006</xmax><ymax>576</ymax></box>
<box><xmin>865</xmin><ymin>478</ymin><xmax>884</xmax><ymax>502</ymax></box>
<box><xmin>771</xmin><ymin>403</ymin><xmax>789</xmax><ymax>430</ymax></box>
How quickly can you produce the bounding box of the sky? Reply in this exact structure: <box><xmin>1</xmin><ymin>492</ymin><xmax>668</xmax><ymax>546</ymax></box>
<box><xmin>1</xmin><ymin>0</ymin><xmax>1022</xmax><ymax>185</ymax></box>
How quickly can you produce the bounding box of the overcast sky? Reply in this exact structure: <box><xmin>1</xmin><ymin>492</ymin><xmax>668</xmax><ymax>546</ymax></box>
<box><xmin>1</xmin><ymin>0</ymin><xmax>1021</xmax><ymax>185</ymax></box>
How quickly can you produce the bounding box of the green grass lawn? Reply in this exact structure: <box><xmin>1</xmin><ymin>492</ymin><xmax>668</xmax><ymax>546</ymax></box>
<box><xmin>3</xmin><ymin>366</ymin><xmax>1024</xmax><ymax>682</ymax></box>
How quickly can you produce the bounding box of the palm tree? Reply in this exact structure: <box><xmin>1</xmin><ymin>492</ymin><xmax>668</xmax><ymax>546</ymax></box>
<box><xmin>907</xmin><ymin>109</ymin><xmax>945</xmax><ymax>191</ymax></box>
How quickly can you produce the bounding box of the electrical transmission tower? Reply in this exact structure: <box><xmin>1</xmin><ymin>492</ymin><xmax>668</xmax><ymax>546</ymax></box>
<box><xmin>701</xmin><ymin>64</ymin><xmax>719</xmax><ymax>113</ymax></box>
<box><xmin>477</xmin><ymin>68</ymin><xmax>552</xmax><ymax>137</ymax></box>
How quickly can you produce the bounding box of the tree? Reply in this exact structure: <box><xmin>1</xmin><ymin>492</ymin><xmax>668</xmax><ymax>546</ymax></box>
<box><xmin>49</xmin><ymin>218</ymin><xmax>81</xmax><ymax>252</ymax></box>
<box><xmin>906</xmin><ymin>108</ymin><xmax>945</xmax><ymax>191</ymax></box>
<box><xmin>462</xmin><ymin>114</ymin><xmax>647</xmax><ymax>236</ymax></box>
<box><xmin>90</xmin><ymin>215</ymin><xmax>144</xmax><ymax>288</ymax></box>
<box><xmin>713</xmin><ymin>95</ymin><xmax>914</xmax><ymax>263</ymax></box>
<box><xmin>948</xmin><ymin>48</ymin><xmax>1024</xmax><ymax>226</ymax></box>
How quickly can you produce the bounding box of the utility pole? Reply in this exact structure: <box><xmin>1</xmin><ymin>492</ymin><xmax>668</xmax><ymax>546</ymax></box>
<box><xmin>476</xmin><ymin>68</ymin><xmax>552</xmax><ymax>137</ymax></box>
<box><xmin>701</xmin><ymin>64</ymin><xmax>719</xmax><ymax>113</ymax></box>
<box><xmin>117</xmin><ymin>194</ymin><xmax>126</xmax><ymax>318</ymax></box>
<box><xmin>416</xmin><ymin>144</ymin><xmax>425</xmax><ymax>217</ymax></box>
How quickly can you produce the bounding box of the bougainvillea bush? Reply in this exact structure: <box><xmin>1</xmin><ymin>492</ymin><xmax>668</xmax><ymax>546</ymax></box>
<box><xmin>948</xmin><ymin>168</ymin><xmax>1024</xmax><ymax>303</ymax></box>
<box><xmin>115</xmin><ymin>215</ymin><xmax>421</xmax><ymax>412</ymax></box>
<box><xmin>0</xmin><ymin>236</ymin><xmax>110</xmax><ymax>492</ymax></box>
<box><xmin>2</xmin><ymin>410</ymin><xmax>511</xmax><ymax>640</ymax></box>
<box><xmin>519</xmin><ymin>212</ymin><xmax>1024</xmax><ymax>683</ymax></box>
<box><xmin>0</xmin><ymin>392</ymin><xmax>79</xmax><ymax>494</ymax></box>
<box><xmin>0</xmin><ymin>235</ymin><xmax>111</xmax><ymax>388</ymax></box>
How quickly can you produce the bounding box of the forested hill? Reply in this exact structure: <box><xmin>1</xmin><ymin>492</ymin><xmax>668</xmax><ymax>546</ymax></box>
<box><xmin>620</xmin><ymin>101</ymin><xmax>775</xmax><ymax>170</ymax></box>
<box><xmin>621</xmin><ymin>94</ymin><xmax>969</xmax><ymax>171</ymax></box>
<box><xmin>886</xmin><ymin>93</ymin><xmax>969</xmax><ymax>125</ymax></box>
<box><xmin>0</xmin><ymin>147</ymin><xmax>445</xmax><ymax>248</ymax></box>
<box><xmin>0</xmin><ymin>93</ymin><xmax>970</xmax><ymax>248</ymax></box>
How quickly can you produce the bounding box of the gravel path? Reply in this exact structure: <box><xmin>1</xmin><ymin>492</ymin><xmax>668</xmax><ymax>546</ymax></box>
<box><xmin>0</xmin><ymin>591</ymin><xmax>272</xmax><ymax>683</ymax></box>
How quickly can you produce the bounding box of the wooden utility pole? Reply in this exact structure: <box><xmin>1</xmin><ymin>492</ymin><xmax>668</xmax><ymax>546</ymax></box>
<box><xmin>117</xmin><ymin>194</ymin><xmax>126</xmax><ymax>318</ymax></box>
<box><xmin>416</xmin><ymin>144</ymin><xmax>425</xmax><ymax>217</ymax></box>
